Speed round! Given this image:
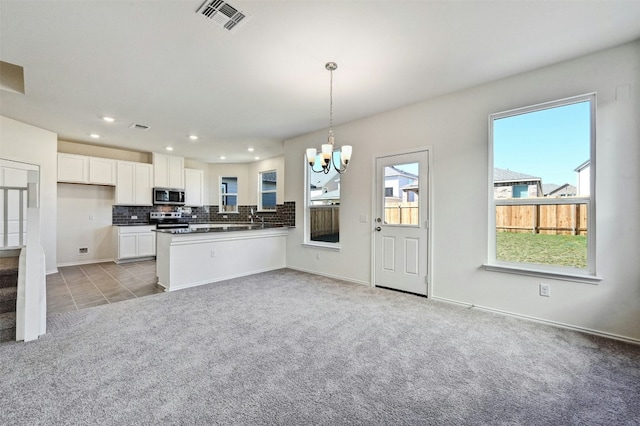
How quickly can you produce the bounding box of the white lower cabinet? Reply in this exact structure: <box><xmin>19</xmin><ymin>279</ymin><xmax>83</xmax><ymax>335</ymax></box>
<box><xmin>114</xmin><ymin>225</ymin><xmax>156</xmax><ymax>262</ymax></box>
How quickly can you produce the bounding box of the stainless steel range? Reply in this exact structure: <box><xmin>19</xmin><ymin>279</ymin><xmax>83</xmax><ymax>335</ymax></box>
<box><xmin>149</xmin><ymin>212</ymin><xmax>190</xmax><ymax>230</ymax></box>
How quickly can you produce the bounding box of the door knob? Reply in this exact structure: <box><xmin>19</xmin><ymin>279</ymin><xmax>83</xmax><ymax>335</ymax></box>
<box><xmin>375</xmin><ymin>226</ymin><xmax>382</xmax><ymax>232</ymax></box>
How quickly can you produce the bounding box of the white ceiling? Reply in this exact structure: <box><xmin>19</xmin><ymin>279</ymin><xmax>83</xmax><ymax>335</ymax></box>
<box><xmin>1</xmin><ymin>1</ymin><xmax>639</xmax><ymax>163</ymax></box>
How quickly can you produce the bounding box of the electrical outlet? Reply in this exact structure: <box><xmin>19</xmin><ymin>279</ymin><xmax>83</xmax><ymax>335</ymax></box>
<box><xmin>210</xmin><ymin>250</ymin><xmax>216</xmax><ymax>258</ymax></box>
<box><xmin>131</xmin><ymin>215</ymin><xmax>138</xmax><ymax>220</ymax></box>
<box><xmin>540</xmin><ymin>283</ymin><xmax>551</xmax><ymax>297</ymax></box>
<box><xmin>316</xmin><ymin>253</ymin><xmax>321</xmax><ymax>260</ymax></box>
<box><xmin>79</xmin><ymin>247</ymin><xmax>88</xmax><ymax>254</ymax></box>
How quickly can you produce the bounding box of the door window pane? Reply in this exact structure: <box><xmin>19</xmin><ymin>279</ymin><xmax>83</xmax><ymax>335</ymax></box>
<box><xmin>384</xmin><ymin>163</ymin><xmax>419</xmax><ymax>225</ymax></box>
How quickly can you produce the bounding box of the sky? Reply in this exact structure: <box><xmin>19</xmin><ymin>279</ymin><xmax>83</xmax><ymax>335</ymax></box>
<box><xmin>493</xmin><ymin>100</ymin><xmax>591</xmax><ymax>186</ymax></box>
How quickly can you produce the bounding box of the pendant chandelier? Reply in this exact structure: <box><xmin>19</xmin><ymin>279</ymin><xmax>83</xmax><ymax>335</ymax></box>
<box><xmin>306</xmin><ymin>62</ymin><xmax>352</xmax><ymax>174</ymax></box>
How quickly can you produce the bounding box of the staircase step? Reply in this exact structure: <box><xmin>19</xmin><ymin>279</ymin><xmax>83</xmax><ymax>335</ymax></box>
<box><xmin>0</xmin><ymin>256</ymin><xmax>19</xmax><ymax>289</ymax></box>
<box><xmin>0</xmin><ymin>286</ymin><xmax>17</xmax><ymax>314</ymax></box>
<box><xmin>0</xmin><ymin>311</ymin><xmax>16</xmax><ymax>343</ymax></box>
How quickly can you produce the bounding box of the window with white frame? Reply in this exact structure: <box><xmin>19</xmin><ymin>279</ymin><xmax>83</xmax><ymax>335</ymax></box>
<box><xmin>488</xmin><ymin>93</ymin><xmax>596</xmax><ymax>278</ymax></box>
<box><xmin>306</xmin><ymin>153</ymin><xmax>340</xmax><ymax>245</ymax></box>
<box><xmin>219</xmin><ymin>176</ymin><xmax>238</xmax><ymax>213</ymax></box>
<box><xmin>258</xmin><ymin>170</ymin><xmax>277</xmax><ymax>211</ymax></box>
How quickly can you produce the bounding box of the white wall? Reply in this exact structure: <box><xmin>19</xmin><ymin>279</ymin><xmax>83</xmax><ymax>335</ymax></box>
<box><xmin>284</xmin><ymin>40</ymin><xmax>640</xmax><ymax>342</ymax></box>
<box><xmin>0</xmin><ymin>116</ymin><xmax>58</xmax><ymax>273</ymax></box>
<box><xmin>56</xmin><ymin>183</ymin><xmax>115</xmax><ymax>266</ymax></box>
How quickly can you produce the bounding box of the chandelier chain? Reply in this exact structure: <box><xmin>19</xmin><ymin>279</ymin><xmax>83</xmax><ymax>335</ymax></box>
<box><xmin>329</xmin><ymin>66</ymin><xmax>334</xmax><ymax>138</ymax></box>
<box><xmin>306</xmin><ymin>61</ymin><xmax>351</xmax><ymax>175</ymax></box>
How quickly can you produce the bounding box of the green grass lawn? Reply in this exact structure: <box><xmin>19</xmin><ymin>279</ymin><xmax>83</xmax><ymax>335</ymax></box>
<box><xmin>496</xmin><ymin>232</ymin><xmax>587</xmax><ymax>268</ymax></box>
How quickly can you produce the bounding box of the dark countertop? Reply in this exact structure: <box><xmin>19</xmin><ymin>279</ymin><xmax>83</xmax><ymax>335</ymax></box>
<box><xmin>155</xmin><ymin>223</ymin><xmax>290</xmax><ymax>234</ymax></box>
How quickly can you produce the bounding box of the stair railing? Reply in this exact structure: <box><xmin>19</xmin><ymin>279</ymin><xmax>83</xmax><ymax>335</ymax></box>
<box><xmin>15</xmin><ymin>169</ymin><xmax>46</xmax><ymax>342</ymax></box>
<box><xmin>1</xmin><ymin>186</ymin><xmax>27</xmax><ymax>248</ymax></box>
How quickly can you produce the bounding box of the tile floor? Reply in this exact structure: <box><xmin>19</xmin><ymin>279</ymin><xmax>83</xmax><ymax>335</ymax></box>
<box><xmin>47</xmin><ymin>260</ymin><xmax>164</xmax><ymax>315</ymax></box>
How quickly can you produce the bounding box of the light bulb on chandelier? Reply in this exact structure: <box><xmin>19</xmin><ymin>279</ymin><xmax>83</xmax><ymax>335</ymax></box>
<box><xmin>306</xmin><ymin>62</ymin><xmax>352</xmax><ymax>174</ymax></box>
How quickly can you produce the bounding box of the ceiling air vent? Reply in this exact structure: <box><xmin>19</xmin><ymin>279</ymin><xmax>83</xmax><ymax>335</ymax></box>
<box><xmin>129</xmin><ymin>123</ymin><xmax>150</xmax><ymax>131</ymax></box>
<box><xmin>196</xmin><ymin>0</ymin><xmax>250</xmax><ymax>33</ymax></box>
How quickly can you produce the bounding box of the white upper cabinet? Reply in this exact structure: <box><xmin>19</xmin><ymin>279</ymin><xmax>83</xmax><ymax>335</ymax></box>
<box><xmin>57</xmin><ymin>153</ymin><xmax>116</xmax><ymax>185</ymax></box>
<box><xmin>184</xmin><ymin>168</ymin><xmax>204</xmax><ymax>207</ymax></box>
<box><xmin>153</xmin><ymin>153</ymin><xmax>184</xmax><ymax>189</ymax></box>
<box><xmin>115</xmin><ymin>161</ymin><xmax>153</xmax><ymax>206</ymax></box>
<box><xmin>57</xmin><ymin>153</ymin><xmax>89</xmax><ymax>183</ymax></box>
<box><xmin>88</xmin><ymin>157</ymin><xmax>116</xmax><ymax>185</ymax></box>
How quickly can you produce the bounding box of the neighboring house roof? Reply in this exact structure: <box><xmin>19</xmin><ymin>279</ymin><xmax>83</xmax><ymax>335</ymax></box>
<box><xmin>574</xmin><ymin>160</ymin><xmax>590</xmax><ymax>172</ymax></box>
<box><xmin>401</xmin><ymin>184</ymin><xmax>419</xmax><ymax>194</ymax></box>
<box><xmin>309</xmin><ymin>169</ymin><xmax>340</xmax><ymax>189</ymax></box>
<box><xmin>261</xmin><ymin>171</ymin><xmax>277</xmax><ymax>182</ymax></box>
<box><xmin>386</xmin><ymin>166</ymin><xmax>418</xmax><ymax>179</ymax></box>
<box><xmin>542</xmin><ymin>183</ymin><xmax>560</xmax><ymax>195</ymax></box>
<box><xmin>310</xmin><ymin>189</ymin><xmax>340</xmax><ymax>201</ymax></box>
<box><xmin>544</xmin><ymin>183</ymin><xmax>577</xmax><ymax>196</ymax></box>
<box><xmin>493</xmin><ymin>168</ymin><xmax>541</xmax><ymax>183</ymax></box>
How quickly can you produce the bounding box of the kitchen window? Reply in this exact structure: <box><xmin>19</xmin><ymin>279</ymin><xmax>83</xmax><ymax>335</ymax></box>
<box><xmin>258</xmin><ymin>170</ymin><xmax>277</xmax><ymax>211</ymax></box>
<box><xmin>220</xmin><ymin>176</ymin><xmax>238</xmax><ymax>213</ymax></box>
<box><xmin>486</xmin><ymin>93</ymin><xmax>597</xmax><ymax>281</ymax></box>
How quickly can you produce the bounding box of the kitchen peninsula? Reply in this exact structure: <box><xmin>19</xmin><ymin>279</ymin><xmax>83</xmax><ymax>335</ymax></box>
<box><xmin>155</xmin><ymin>224</ymin><xmax>288</xmax><ymax>291</ymax></box>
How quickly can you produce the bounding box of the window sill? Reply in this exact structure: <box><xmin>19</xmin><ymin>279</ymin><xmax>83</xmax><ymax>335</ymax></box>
<box><xmin>483</xmin><ymin>263</ymin><xmax>602</xmax><ymax>284</ymax></box>
<box><xmin>302</xmin><ymin>242</ymin><xmax>341</xmax><ymax>251</ymax></box>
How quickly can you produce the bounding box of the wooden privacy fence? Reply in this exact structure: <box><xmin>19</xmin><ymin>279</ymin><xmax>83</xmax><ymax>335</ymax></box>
<box><xmin>496</xmin><ymin>202</ymin><xmax>588</xmax><ymax>235</ymax></box>
<box><xmin>385</xmin><ymin>202</ymin><xmax>419</xmax><ymax>225</ymax></box>
<box><xmin>310</xmin><ymin>206</ymin><xmax>339</xmax><ymax>238</ymax></box>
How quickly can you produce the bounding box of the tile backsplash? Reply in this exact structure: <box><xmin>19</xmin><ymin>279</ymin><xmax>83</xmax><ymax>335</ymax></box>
<box><xmin>112</xmin><ymin>201</ymin><xmax>295</xmax><ymax>226</ymax></box>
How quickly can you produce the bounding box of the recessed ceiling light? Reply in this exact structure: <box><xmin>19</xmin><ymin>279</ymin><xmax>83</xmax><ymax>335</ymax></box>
<box><xmin>247</xmin><ymin>147</ymin><xmax>255</xmax><ymax>152</ymax></box>
<box><xmin>189</xmin><ymin>135</ymin><xmax>198</xmax><ymax>141</ymax></box>
<box><xmin>254</xmin><ymin>156</ymin><xmax>260</xmax><ymax>160</ymax></box>
<box><xmin>166</xmin><ymin>146</ymin><xmax>174</xmax><ymax>151</ymax></box>
<box><xmin>220</xmin><ymin>156</ymin><xmax>226</xmax><ymax>160</ymax></box>
<box><xmin>102</xmin><ymin>116</ymin><xmax>115</xmax><ymax>122</ymax></box>
<box><xmin>90</xmin><ymin>133</ymin><xmax>100</xmax><ymax>138</ymax></box>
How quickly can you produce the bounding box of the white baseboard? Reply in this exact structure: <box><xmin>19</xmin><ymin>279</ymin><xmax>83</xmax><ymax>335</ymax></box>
<box><xmin>55</xmin><ymin>258</ymin><xmax>115</xmax><ymax>268</ymax></box>
<box><xmin>286</xmin><ymin>266</ymin><xmax>370</xmax><ymax>287</ymax></box>
<box><xmin>431</xmin><ymin>295</ymin><xmax>640</xmax><ymax>346</ymax></box>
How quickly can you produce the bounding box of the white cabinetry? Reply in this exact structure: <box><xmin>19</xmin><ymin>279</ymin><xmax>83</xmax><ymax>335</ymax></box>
<box><xmin>153</xmin><ymin>153</ymin><xmax>184</xmax><ymax>189</ymax></box>
<box><xmin>114</xmin><ymin>225</ymin><xmax>156</xmax><ymax>262</ymax></box>
<box><xmin>57</xmin><ymin>153</ymin><xmax>116</xmax><ymax>185</ymax></box>
<box><xmin>89</xmin><ymin>157</ymin><xmax>116</xmax><ymax>185</ymax></box>
<box><xmin>58</xmin><ymin>153</ymin><xmax>88</xmax><ymax>183</ymax></box>
<box><xmin>115</xmin><ymin>161</ymin><xmax>153</xmax><ymax>206</ymax></box>
<box><xmin>184</xmin><ymin>168</ymin><xmax>204</xmax><ymax>206</ymax></box>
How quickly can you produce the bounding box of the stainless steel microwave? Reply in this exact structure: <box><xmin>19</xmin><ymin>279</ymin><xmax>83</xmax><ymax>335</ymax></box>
<box><xmin>153</xmin><ymin>188</ymin><xmax>185</xmax><ymax>206</ymax></box>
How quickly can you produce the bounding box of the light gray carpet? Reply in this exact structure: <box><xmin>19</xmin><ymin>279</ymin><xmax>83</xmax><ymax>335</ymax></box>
<box><xmin>0</xmin><ymin>269</ymin><xmax>638</xmax><ymax>425</ymax></box>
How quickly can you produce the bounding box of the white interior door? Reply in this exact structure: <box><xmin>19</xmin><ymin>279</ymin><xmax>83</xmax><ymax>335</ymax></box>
<box><xmin>373</xmin><ymin>150</ymin><xmax>429</xmax><ymax>295</ymax></box>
